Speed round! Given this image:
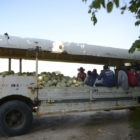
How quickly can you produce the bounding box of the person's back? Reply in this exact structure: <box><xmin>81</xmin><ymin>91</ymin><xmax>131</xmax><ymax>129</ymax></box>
<box><xmin>118</xmin><ymin>67</ymin><xmax>128</xmax><ymax>90</ymax></box>
<box><xmin>115</xmin><ymin>67</ymin><xmax>120</xmax><ymax>86</ymax></box>
<box><xmin>91</xmin><ymin>69</ymin><xmax>98</xmax><ymax>85</ymax></box>
<box><xmin>126</xmin><ymin>68</ymin><xmax>137</xmax><ymax>86</ymax></box>
<box><xmin>98</xmin><ymin>65</ymin><xmax>115</xmax><ymax>87</ymax></box>
<box><xmin>84</xmin><ymin>71</ymin><xmax>94</xmax><ymax>86</ymax></box>
<box><xmin>136</xmin><ymin>68</ymin><xmax>140</xmax><ymax>86</ymax></box>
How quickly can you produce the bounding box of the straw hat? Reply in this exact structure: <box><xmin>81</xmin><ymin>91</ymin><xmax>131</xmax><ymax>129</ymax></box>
<box><xmin>78</xmin><ymin>67</ymin><xmax>85</xmax><ymax>71</ymax></box>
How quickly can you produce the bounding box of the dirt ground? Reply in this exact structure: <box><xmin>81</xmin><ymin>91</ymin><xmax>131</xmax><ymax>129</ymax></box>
<box><xmin>0</xmin><ymin>110</ymin><xmax>132</xmax><ymax>140</ymax></box>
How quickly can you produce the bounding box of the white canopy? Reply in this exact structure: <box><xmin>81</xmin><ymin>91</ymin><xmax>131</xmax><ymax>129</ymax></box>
<box><xmin>0</xmin><ymin>34</ymin><xmax>140</xmax><ymax>65</ymax></box>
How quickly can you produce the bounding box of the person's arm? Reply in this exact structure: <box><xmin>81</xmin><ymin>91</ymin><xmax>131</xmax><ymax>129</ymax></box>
<box><xmin>118</xmin><ymin>71</ymin><xmax>121</xmax><ymax>86</ymax></box>
<box><xmin>83</xmin><ymin>73</ymin><xmax>86</xmax><ymax>80</ymax></box>
<box><xmin>98</xmin><ymin>72</ymin><xmax>103</xmax><ymax>80</ymax></box>
<box><xmin>77</xmin><ymin>73</ymin><xmax>80</xmax><ymax>78</ymax></box>
<box><xmin>84</xmin><ymin>77</ymin><xmax>88</xmax><ymax>85</ymax></box>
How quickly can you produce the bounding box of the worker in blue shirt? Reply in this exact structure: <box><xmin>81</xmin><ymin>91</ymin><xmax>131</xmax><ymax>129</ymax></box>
<box><xmin>98</xmin><ymin>65</ymin><xmax>115</xmax><ymax>87</ymax></box>
<box><xmin>84</xmin><ymin>71</ymin><xmax>95</xmax><ymax>86</ymax></box>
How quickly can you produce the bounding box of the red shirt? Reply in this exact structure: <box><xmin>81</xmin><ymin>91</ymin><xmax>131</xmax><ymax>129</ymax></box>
<box><xmin>126</xmin><ymin>70</ymin><xmax>137</xmax><ymax>86</ymax></box>
<box><xmin>77</xmin><ymin>72</ymin><xmax>86</xmax><ymax>81</ymax></box>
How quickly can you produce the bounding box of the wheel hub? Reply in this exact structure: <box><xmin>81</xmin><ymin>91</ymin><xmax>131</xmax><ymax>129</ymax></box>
<box><xmin>5</xmin><ymin>109</ymin><xmax>25</xmax><ymax>129</ymax></box>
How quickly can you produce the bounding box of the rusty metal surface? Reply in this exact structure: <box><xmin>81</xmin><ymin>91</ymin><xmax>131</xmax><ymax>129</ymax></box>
<box><xmin>37</xmin><ymin>86</ymin><xmax>140</xmax><ymax>115</ymax></box>
<box><xmin>0</xmin><ymin>47</ymin><xmax>140</xmax><ymax>65</ymax></box>
<box><xmin>0</xmin><ymin>76</ymin><xmax>140</xmax><ymax>116</ymax></box>
<box><xmin>0</xmin><ymin>75</ymin><xmax>37</xmax><ymax>100</ymax></box>
<box><xmin>38</xmin><ymin>87</ymin><xmax>140</xmax><ymax>100</ymax></box>
<box><xmin>37</xmin><ymin>104</ymin><xmax>140</xmax><ymax>116</ymax></box>
<box><xmin>37</xmin><ymin>98</ymin><xmax>140</xmax><ymax>116</ymax></box>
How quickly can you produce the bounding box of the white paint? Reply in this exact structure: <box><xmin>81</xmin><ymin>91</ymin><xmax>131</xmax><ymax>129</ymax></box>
<box><xmin>0</xmin><ymin>35</ymin><xmax>140</xmax><ymax>61</ymax></box>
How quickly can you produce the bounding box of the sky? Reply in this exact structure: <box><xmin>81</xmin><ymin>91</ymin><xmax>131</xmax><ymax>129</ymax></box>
<box><xmin>0</xmin><ymin>0</ymin><xmax>139</xmax><ymax>76</ymax></box>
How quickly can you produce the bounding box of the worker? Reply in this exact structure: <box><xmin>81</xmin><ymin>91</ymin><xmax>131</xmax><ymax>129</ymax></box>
<box><xmin>126</xmin><ymin>67</ymin><xmax>137</xmax><ymax>86</ymax></box>
<box><xmin>98</xmin><ymin>65</ymin><xmax>115</xmax><ymax>87</ymax></box>
<box><xmin>91</xmin><ymin>69</ymin><xmax>99</xmax><ymax>85</ymax></box>
<box><xmin>77</xmin><ymin>67</ymin><xmax>86</xmax><ymax>81</ymax></box>
<box><xmin>114</xmin><ymin>66</ymin><xmax>120</xmax><ymax>86</ymax></box>
<box><xmin>84</xmin><ymin>71</ymin><xmax>94</xmax><ymax>86</ymax></box>
<box><xmin>136</xmin><ymin>67</ymin><xmax>140</xmax><ymax>86</ymax></box>
<box><xmin>118</xmin><ymin>66</ymin><xmax>128</xmax><ymax>90</ymax></box>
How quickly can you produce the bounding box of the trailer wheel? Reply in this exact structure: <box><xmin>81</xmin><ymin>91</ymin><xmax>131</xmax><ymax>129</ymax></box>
<box><xmin>129</xmin><ymin>107</ymin><xmax>136</xmax><ymax>111</ymax></box>
<box><xmin>0</xmin><ymin>100</ymin><xmax>33</xmax><ymax>136</ymax></box>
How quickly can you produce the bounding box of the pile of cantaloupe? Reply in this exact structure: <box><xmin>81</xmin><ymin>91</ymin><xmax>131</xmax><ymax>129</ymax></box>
<box><xmin>0</xmin><ymin>71</ymin><xmax>86</xmax><ymax>88</ymax></box>
<box><xmin>38</xmin><ymin>72</ymin><xmax>86</xmax><ymax>88</ymax></box>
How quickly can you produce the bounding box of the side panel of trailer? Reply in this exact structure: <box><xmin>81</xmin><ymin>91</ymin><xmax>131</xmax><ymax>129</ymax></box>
<box><xmin>0</xmin><ymin>75</ymin><xmax>37</xmax><ymax>100</ymax></box>
<box><xmin>37</xmin><ymin>87</ymin><xmax>140</xmax><ymax>115</ymax></box>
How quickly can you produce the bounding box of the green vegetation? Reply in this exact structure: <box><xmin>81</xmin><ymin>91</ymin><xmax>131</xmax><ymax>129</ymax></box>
<box><xmin>129</xmin><ymin>107</ymin><xmax>140</xmax><ymax>138</ymax></box>
<box><xmin>129</xmin><ymin>108</ymin><xmax>140</xmax><ymax>129</ymax></box>
<box><xmin>129</xmin><ymin>38</ymin><xmax>140</xmax><ymax>53</ymax></box>
<box><xmin>82</xmin><ymin>0</ymin><xmax>140</xmax><ymax>53</ymax></box>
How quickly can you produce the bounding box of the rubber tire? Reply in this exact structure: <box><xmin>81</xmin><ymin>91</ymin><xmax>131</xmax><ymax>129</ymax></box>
<box><xmin>129</xmin><ymin>107</ymin><xmax>136</xmax><ymax>111</ymax></box>
<box><xmin>0</xmin><ymin>100</ymin><xmax>33</xmax><ymax>136</ymax></box>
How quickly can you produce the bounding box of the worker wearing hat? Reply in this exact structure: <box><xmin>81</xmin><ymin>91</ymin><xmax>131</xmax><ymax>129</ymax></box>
<box><xmin>77</xmin><ymin>67</ymin><xmax>86</xmax><ymax>81</ymax></box>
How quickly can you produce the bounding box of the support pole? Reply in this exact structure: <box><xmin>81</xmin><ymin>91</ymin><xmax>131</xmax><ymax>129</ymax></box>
<box><xmin>8</xmin><ymin>58</ymin><xmax>11</xmax><ymax>72</ymax></box>
<box><xmin>34</xmin><ymin>44</ymin><xmax>41</xmax><ymax>101</ymax></box>
<box><xmin>35</xmin><ymin>46</ymin><xmax>40</xmax><ymax>77</ymax></box>
<box><xmin>19</xmin><ymin>58</ymin><xmax>22</xmax><ymax>73</ymax></box>
<box><xmin>36</xmin><ymin>48</ymin><xmax>38</xmax><ymax>77</ymax></box>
